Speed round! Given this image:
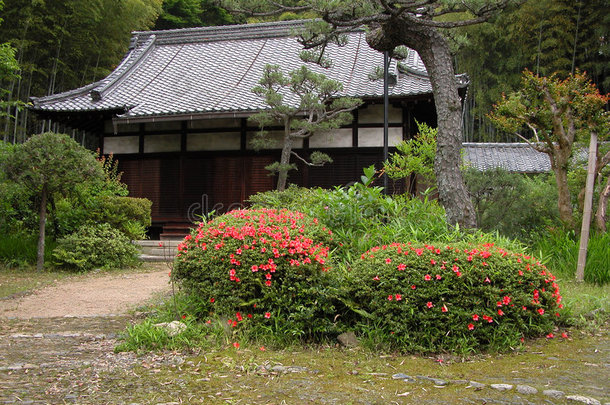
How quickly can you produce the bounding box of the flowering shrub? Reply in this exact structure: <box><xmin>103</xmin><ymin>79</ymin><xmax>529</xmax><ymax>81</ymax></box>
<box><xmin>340</xmin><ymin>242</ymin><xmax>564</xmax><ymax>353</ymax></box>
<box><xmin>172</xmin><ymin>208</ymin><xmax>337</xmax><ymax>341</ymax></box>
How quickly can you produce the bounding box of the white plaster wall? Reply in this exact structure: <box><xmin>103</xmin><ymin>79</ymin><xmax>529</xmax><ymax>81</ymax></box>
<box><xmin>144</xmin><ymin>134</ymin><xmax>181</xmax><ymax>153</ymax></box>
<box><xmin>358</xmin><ymin>127</ymin><xmax>403</xmax><ymax>147</ymax></box>
<box><xmin>187</xmin><ymin>132</ymin><xmax>241</xmax><ymax>151</ymax></box>
<box><xmin>309</xmin><ymin>128</ymin><xmax>352</xmax><ymax>148</ymax></box>
<box><xmin>103</xmin><ymin>136</ymin><xmax>139</xmax><ymax>154</ymax></box>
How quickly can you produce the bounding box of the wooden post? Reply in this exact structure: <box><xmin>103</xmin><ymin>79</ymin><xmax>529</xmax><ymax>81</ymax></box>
<box><xmin>576</xmin><ymin>131</ymin><xmax>598</xmax><ymax>282</ymax></box>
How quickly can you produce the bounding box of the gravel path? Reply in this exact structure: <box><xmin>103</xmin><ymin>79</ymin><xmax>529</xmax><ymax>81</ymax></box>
<box><xmin>0</xmin><ymin>268</ymin><xmax>170</xmax><ymax>318</ymax></box>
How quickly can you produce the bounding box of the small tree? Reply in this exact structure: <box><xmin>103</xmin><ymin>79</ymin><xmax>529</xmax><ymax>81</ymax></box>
<box><xmin>2</xmin><ymin>132</ymin><xmax>104</xmax><ymax>271</ymax></box>
<box><xmin>383</xmin><ymin>121</ymin><xmax>437</xmax><ymax>194</ymax></box>
<box><xmin>489</xmin><ymin>70</ymin><xmax>609</xmax><ymax>229</ymax></box>
<box><xmin>250</xmin><ymin>64</ymin><xmax>362</xmax><ymax>191</ymax></box>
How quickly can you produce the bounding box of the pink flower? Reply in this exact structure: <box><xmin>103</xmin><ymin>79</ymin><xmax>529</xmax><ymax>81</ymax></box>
<box><xmin>472</xmin><ymin>314</ymin><xmax>479</xmax><ymax>321</ymax></box>
<box><xmin>497</xmin><ymin>309</ymin><xmax>505</xmax><ymax>316</ymax></box>
<box><xmin>546</xmin><ymin>333</ymin><xmax>554</xmax><ymax>339</ymax></box>
<box><xmin>430</xmin><ymin>259</ymin><xmax>436</xmax><ymax>265</ymax></box>
<box><xmin>426</xmin><ymin>302</ymin><xmax>434</xmax><ymax>309</ymax></box>
<box><xmin>264</xmin><ymin>312</ymin><xmax>271</xmax><ymax>318</ymax></box>
<box><xmin>397</xmin><ymin>263</ymin><xmax>406</xmax><ymax>271</ymax></box>
<box><xmin>385</xmin><ymin>258</ymin><xmax>392</xmax><ymax>264</ymax></box>
<box><xmin>395</xmin><ymin>294</ymin><xmax>402</xmax><ymax>301</ymax></box>
<box><xmin>387</xmin><ymin>295</ymin><xmax>393</xmax><ymax>301</ymax></box>
<box><xmin>424</xmin><ymin>274</ymin><xmax>432</xmax><ymax>281</ymax></box>
<box><xmin>411</xmin><ymin>285</ymin><xmax>416</xmax><ymax>290</ymax></box>
<box><xmin>436</xmin><ymin>274</ymin><xmax>442</xmax><ymax>280</ymax></box>
<box><xmin>233</xmin><ymin>342</ymin><xmax>240</xmax><ymax>349</ymax></box>
<box><xmin>373</xmin><ymin>275</ymin><xmax>380</xmax><ymax>281</ymax></box>
<box><xmin>467</xmin><ymin>323</ymin><xmax>475</xmax><ymax>331</ymax></box>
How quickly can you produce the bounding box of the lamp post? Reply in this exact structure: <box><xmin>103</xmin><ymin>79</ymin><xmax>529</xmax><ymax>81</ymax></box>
<box><xmin>383</xmin><ymin>50</ymin><xmax>389</xmax><ymax>194</ymax></box>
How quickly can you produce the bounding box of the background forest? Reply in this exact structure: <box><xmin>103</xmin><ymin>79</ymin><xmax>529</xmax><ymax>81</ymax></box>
<box><xmin>0</xmin><ymin>0</ymin><xmax>607</xmax><ymax>143</ymax></box>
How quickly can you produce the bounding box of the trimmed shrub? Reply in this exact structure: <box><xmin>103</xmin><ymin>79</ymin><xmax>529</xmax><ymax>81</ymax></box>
<box><xmin>339</xmin><ymin>242</ymin><xmax>564</xmax><ymax>353</ymax></box>
<box><xmin>52</xmin><ymin>223</ymin><xmax>140</xmax><ymax>270</ymax></box>
<box><xmin>172</xmin><ymin>208</ymin><xmax>337</xmax><ymax>342</ymax></box>
<box><xmin>91</xmin><ymin>196</ymin><xmax>152</xmax><ymax>240</ymax></box>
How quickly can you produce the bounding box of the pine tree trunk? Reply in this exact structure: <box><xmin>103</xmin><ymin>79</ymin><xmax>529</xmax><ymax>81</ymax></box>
<box><xmin>37</xmin><ymin>185</ymin><xmax>48</xmax><ymax>272</ymax></box>
<box><xmin>366</xmin><ymin>20</ymin><xmax>477</xmax><ymax>228</ymax></box>
<box><xmin>410</xmin><ymin>31</ymin><xmax>477</xmax><ymax>228</ymax></box>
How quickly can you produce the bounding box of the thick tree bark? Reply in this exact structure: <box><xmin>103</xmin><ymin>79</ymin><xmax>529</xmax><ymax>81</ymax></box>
<box><xmin>37</xmin><ymin>185</ymin><xmax>48</xmax><ymax>272</ymax></box>
<box><xmin>595</xmin><ymin>175</ymin><xmax>610</xmax><ymax>232</ymax></box>
<box><xmin>548</xmin><ymin>145</ymin><xmax>574</xmax><ymax>229</ymax></box>
<box><xmin>366</xmin><ymin>20</ymin><xmax>477</xmax><ymax>228</ymax></box>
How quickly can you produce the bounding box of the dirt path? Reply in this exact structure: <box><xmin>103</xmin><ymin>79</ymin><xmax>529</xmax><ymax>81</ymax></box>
<box><xmin>0</xmin><ymin>267</ymin><xmax>171</xmax><ymax>318</ymax></box>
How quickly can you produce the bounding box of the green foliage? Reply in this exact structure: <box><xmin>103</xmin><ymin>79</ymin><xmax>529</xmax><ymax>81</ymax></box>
<box><xmin>463</xmin><ymin>167</ymin><xmax>560</xmax><ymax>242</ymax></box>
<box><xmin>249</xmin><ymin>168</ymin><xmax>522</xmax><ymax>263</ymax></box>
<box><xmin>3</xmin><ymin>132</ymin><xmax>103</xmax><ymax>196</ymax></box>
<box><xmin>172</xmin><ymin>208</ymin><xmax>337</xmax><ymax>343</ymax></box>
<box><xmin>91</xmin><ymin>196</ymin><xmax>152</xmax><ymax>240</ymax></box>
<box><xmin>154</xmin><ymin>0</ymin><xmax>236</xmax><ymax>30</ymax></box>
<box><xmin>52</xmin><ymin>223</ymin><xmax>140</xmax><ymax>271</ymax></box>
<box><xmin>339</xmin><ymin>242</ymin><xmax>564</xmax><ymax>353</ymax></box>
<box><xmin>531</xmin><ymin>229</ymin><xmax>610</xmax><ymax>285</ymax></box>
<box><xmin>456</xmin><ymin>0</ymin><xmax>610</xmax><ymax>141</ymax></box>
<box><xmin>384</xmin><ymin>121</ymin><xmax>437</xmax><ymax>185</ymax></box>
<box><xmin>0</xmin><ymin>233</ymin><xmax>56</xmax><ymax>267</ymax></box>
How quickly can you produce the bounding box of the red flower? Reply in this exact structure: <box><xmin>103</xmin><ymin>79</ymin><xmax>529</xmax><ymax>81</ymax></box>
<box><xmin>546</xmin><ymin>333</ymin><xmax>554</xmax><ymax>339</ymax></box>
<box><xmin>395</xmin><ymin>294</ymin><xmax>402</xmax><ymax>301</ymax></box>
<box><xmin>181</xmin><ymin>314</ymin><xmax>186</xmax><ymax>319</ymax></box>
<box><xmin>430</xmin><ymin>259</ymin><xmax>436</xmax><ymax>265</ymax></box>
<box><xmin>265</xmin><ymin>280</ymin><xmax>272</xmax><ymax>286</ymax></box>
<box><xmin>472</xmin><ymin>314</ymin><xmax>479</xmax><ymax>321</ymax></box>
<box><xmin>233</xmin><ymin>342</ymin><xmax>240</xmax><ymax>349</ymax></box>
<box><xmin>387</xmin><ymin>295</ymin><xmax>393</xmax><ymax>301</ymax></box>
<box><xmin>436</xmin><ymin>274</ymin><xmax>442</xmax><ymax>280</ymax></box>
<box><xmin>373</xmin><ymin>275</ymin><xmax>380</xmax><ymax>281</ymax></box>
<box><xmin>251</xmin><ymin>265</ymin><xmax>259</xmax><ymax>272</ymax></box>
<box><xmin>259</xmin><ymin>346</ymin><xmax>266</xmax><ymax>351</ymax></box>
<box><xmin>497</xmin><ymin>309</ymin><xmax>505</xmax><ymax>316</ymax></box>
<box><xmin>264</xmin><ymin>312</ymin><xmax>271</xmax><ymax>318</ymax></box>
<box><xmin>424</xmin><ymin>274</ymin><xmax>432</xmax><ymax>281</ymax></box>
<box><xmin>426</xmin><ymin>302</ymin><xmax>433</xmax><ymax>309</ymax></box>
<box><xmin>561</xmin><ymin>332</ymin><xmax>568</xmax><ymax>339</ymax></box>
<box><xmin>236</xmin><ymin>312</ymin><xmax>243</xmax><ymax>322</ymax></box>
<box><xmin>441</xmin><ymin>305</ymin><xmax>448</xmax><ymax>313</ymax></box>
<box><xmin>411</xmin><ymin>285</ymin><xmax>416</xmax><ymax>290</ymax></box>
<box><xmin>210</xmin><ymin>298</ymin><xmax>215</xmax><ymax>303</ymax></box>
<box><xmin>537</xmin><ymin>308</ymin><xmax>545</xmax><ymax>315</ymax></box>
<box><xmin>467</xmin><ymin>323</ymin><xmax>475</xmax><ymax>331</ymax></box>
<box><xmin>385</xmin><ymin>258</ymin><xmax>392</xmax><ymax>264</ymax></box>
<box><xmin>158</xmin><ymin>242</ymin><xmax>164</xmax><ymax>247</ymax></box>
<box><xmin>397</xmin><ymin>263</ymin><xmax>406</xmax><ymax>271</ymax></box>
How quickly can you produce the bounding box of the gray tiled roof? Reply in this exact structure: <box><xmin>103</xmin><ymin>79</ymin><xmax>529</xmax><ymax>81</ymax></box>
<box><xmin>462</xmin><ymin>143</ymin><xmax>551</xmax><ymax>173</ymax></box>
<box><xmin>30</xmin><ymin>20</ymin><xmax>442</xmax><ymax>122</ymax></box>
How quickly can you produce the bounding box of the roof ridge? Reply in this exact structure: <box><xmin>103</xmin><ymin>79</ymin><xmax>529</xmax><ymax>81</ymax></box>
<box><xmin>131</xmin><ymin>20</ymin><xmax>312</xmax><ymax>45</ymax></box>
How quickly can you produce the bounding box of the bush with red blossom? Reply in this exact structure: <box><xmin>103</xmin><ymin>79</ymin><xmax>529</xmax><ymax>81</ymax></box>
<box><xmin>339</xmin><ymin>242</ymin><xmax>564</xmax><ymax>353</ymax></box>
<box><xmin>172</xmin><ymin>208</ymin><xmax>338</xmax><ymax>341</ymax></box>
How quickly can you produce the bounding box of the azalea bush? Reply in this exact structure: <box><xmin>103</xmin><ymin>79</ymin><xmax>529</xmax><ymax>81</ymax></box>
<box><xmin>339</xmin><ymin>242</ymin><xmax>564</xmax><ymax>353</ymax></box>
<box><xmin>172</xmin><ymin>208</ymin><xmax>338</xmax><ymax>343</ymax></box>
